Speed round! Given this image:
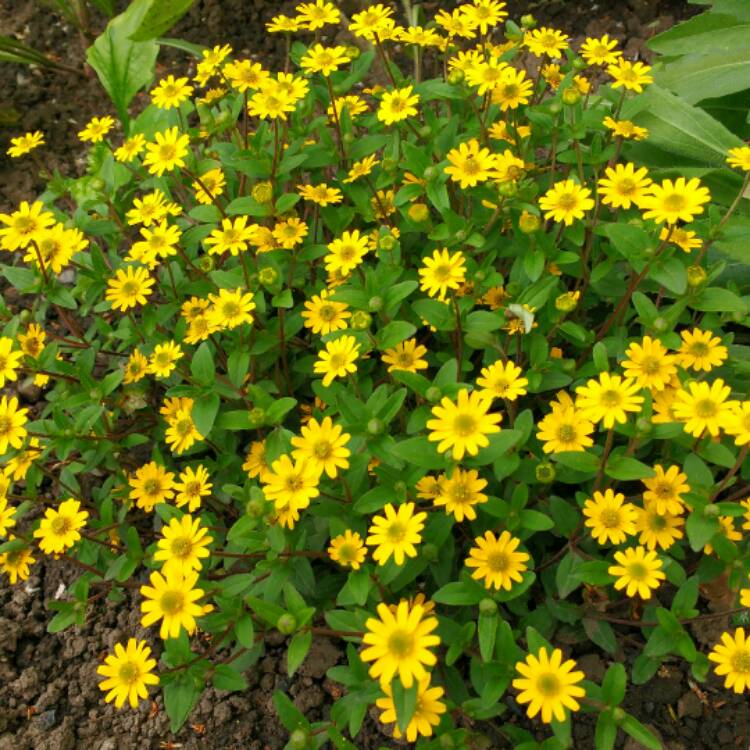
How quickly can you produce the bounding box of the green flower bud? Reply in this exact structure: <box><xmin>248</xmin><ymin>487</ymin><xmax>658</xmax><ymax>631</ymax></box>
<box><xmin>198</xmin><ymin>255</ymin><xmax>214</xmax><ymax>273</ymax></box>
<box><xmin>519</xmin><ymin>211</ymin><xmax>541</xmax><ymax>234</ymax></box>
<box><xmin>572</xmin><ymin>57</ymin><xmax>588</xmax><ymax>71</ymax></box>
<box><xmin>687</xmin><ymin>265</ymin><xmax>707</xmax><ymax>288</ymax></box>
<box><xmin>704</xmin><ymin>503</ymin><xmax>720</xmax><ymax>518</ymax></box>
<box><xmin>245</xmin><ymin>498</ymin><xmax>266</xmax><ymax>518</ymax></box>
<box><xmin>394</xmin><ymin>480</ymin><xmax>407</xmax><ymax>495</ymax></box>
<box><xmin>344</xmin><ymin>45</ymin><xmax>360</xmax><ymax>60</ymax></box>
<box><xmin>535</xmin><ymin>462</ymin><xmax>556</xmax><ymax>484</ymax></box>
<box><xmin>425</xmin><ymin>386</ymin><xmax>442</xmax><ymax>403</ymax></box>
<box><xmin>555</xmin><ymin>291</ymin><xmax>580</xmax><ymax>313</ymax></box>
<box><xmin>368</xmin><ymin>296</ymin><xmax>383</xmax><ymax>312</ymax></box>
<box><xmin>408</xmin><ymin>203</ymin><xmax>430</xmax><ymax>223</ymax></box>
<box><xmin>382</xmin><ymin>158</ymin><xmax>398</xmax><ymax>172</ymax></box>
<box><xmin>423</xmin><ymin>166</ymin><xmax>437</xmax><ymax>181</ymax></box>
<box><xmin>258</xmin><ymin>267</ymin><xmax>278</xmax><ymax>287</ymax></box>
<box><xmin>475</xmin><ymin>270</ymin><xmax>486</xmax><ymax>282</ymax></box>
<box><xmin>520</xmin><ymin>13</ymin><xmax>536</xmax><ymax>28</ymax></box>
<box><xmin>276</xmin><ymin>613</ymin><xmax>297</xmax><ymax>634</ymax></box>
<box><xmin>342</xmin><ymin>132</ymin><xmax>355</xmax><ymax>145</ymax></box>
<box><xmin>367</xmin><ymin>418</ymin><xmax>383</xmax><ymax>436</ymax></box>
<box><xmin>419</xmin><ymin>125</ymin><xmax>431</xmax><ymax>138</ymax></box>
<box><xmin>350</xmin><ymin>310</ymin><xmax>372</xmax><ymax>330</ymax></box>
<box><xmin>422</xmin><ymin>543</ymin><xmax>438</xmax><ymax>562</ymax></box>
<box><xmin>653</xmin><ymin>316</ymin><xmax>668</xmax><ymax>333</ymax></box>
<box><xmin>447</xmin><ymin>69</ymin><xmax>464</xmax><ymax>85</ymax></box>
<box><xmin>548</xmin><ymin>101</ymin><xmax>562</xmax><ymax>115</ymax></box>
<box><xmin>379</xmin><ymin>235</ymin><xmax>396</xmax><ymax>252</ymax></box>
<box><xmin>289</xmin><ymin>729</ymin><xmax>309</xmax><ymax>750</ymax></box>
<box><xmin>455</xmin><ymin>229</ymin><xmax>468</xmax><ymax>243</ymax></box>
<box><xmin>506</xmin><ymin>281</ymin><xmax>521</xmax><ymax>297</ymax></box>
<box><xmin>479</xmin><ymin>598</ymin><xmax>498</xmax><ymax>616</ymax></box>
<box><xmin>497</xmin><ymin>181</ymin><xmax>518</xmax><ymax>198</ymax></box>
<box><xmin>249</xmin><ymin>407</ymin><xmax>266</xmax><ymax>425</ymax></box>
<box><xmin>252</xmin><ymin>181</ymin><xmax>274</xmax><ymax>204</ymax></box>
<box><xmin>635</xmin><ymin>417</ymin><xmax>652</xmax><ymax>435</ymax></box>
<box><xmin>562</xmin><ymin>88</ymin><xmax>581</xmax><ymax>106</ymax></box>
<box><xmin>613</xmin><ymin>707</ymin><xmax>626</xmax><ymax>723</ymax></box>
<box><xmin>562</xmin><ymin>358</ymin><xmax>576</xmax><ymax>373</ymax></box>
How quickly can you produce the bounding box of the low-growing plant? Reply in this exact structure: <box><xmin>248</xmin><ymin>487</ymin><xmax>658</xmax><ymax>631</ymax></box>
<box><xmin>1</xmin><ymin>1</ymin><xmax>750</xmax><ymax>748</ymax></box>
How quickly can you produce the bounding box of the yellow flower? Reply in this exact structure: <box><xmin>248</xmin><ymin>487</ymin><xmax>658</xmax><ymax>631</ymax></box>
<box><xmin>491</xmin><ymin>68</ymin><xmax>533</xmax><ymax>111</ymax></box>
<box><xmin>266</xmin><ymin>14</ymin><xmax>300</xmax><ymax>33</ymax></box>
<box><xmin>512</xmin><ymin>647</ymin><xmax>586</xmax><ymax>724</ymax></box>
<box><xmin>343</xmin><ymin>154</ymin><xmax>379</xmax><ymax>183</ymax></box>
<box><xmin>672</xmin><ymin>378</ymin><xmax>737</xmax><ymax>438</ymax></box>
<box><xmin>597</xmin><ymin>162</ymin><xmax>652</xmax><ymax>209</ymax></box>
<box><xmin>366</xmin><ymin>502</ymin><xmax>427</xmax><ymax>565</ymax></box>
<box><xmin>382</xmin><ymin>338</ymin><xmax>428</xmax><ymax>373</ymax></box>
<box><xmin>207</xmin><ymin>288</ymin><xmax>256</xmax><ymax>329</ymax></box>
<box><xmin>465</xmin><ymin>58</ymin><xmax>509</xmax><ymax>95</ymax></box>
<box><xmin>23</xmin><ymin>223</ymin><xmax>87</xmax><ymax>274</ymax></box>
<box><xmin>0</xmin><ymin>396</ymin><xmax>28</xmax><ymax>454</ymax></box>
<box><xmin>539</xmin><ymin>179</ymin><xmax>594</xmax><ymax>225</ymax></box>
<box><xmin>705</xmin><ymin>516</ymin><xmax>742</xmax><ymax>555</ymax></box>
<box><xmin>192</xmin><ymin>168</ymin><xmax>225</xmax><ymax>205</ymax></box>
<box><xmin>349</xmin><ymin>4</ymin><xmax>396</xmax><ymax>40</ymax></box>
<box><xmin>709</xmin><ymin>628</ymin><xmax>750</xmax><ymax>693</ymax></box>
<box><xmin>97</xmin><ymin>639</ymin><xmax>159</xmax><ymax>709</ymax></box>
<box><xmin>608</xmin><ymin>546</ymin><xmax>666</xmax><ymax>599</ymax></box>
<box><xmin>377</xmin><ymin>85</ymin><xmax>420</xmax><ymax>125</ymax></box>
<box><xmin>435</xmin><ymin>8</ymin><xmax>478</xmax><ymax>39</ymax></box>
<box><xmin>248</xmin><ymin>83</ymin><xmax>297</xmax><ymax>120</ymax></box>
<box><xmin>114</xmin><ymin>134</ymin><xmax>146</xmax><ymax>162</ymax></box>
<box><xmin>466</xmin><ymin>529</ymin><xmax>529</xmax><ymax>591</ymax></box>
<box><xmin>376</xmin><ymin>675</ymin><xmax>447</xmax><ymax>742</ymax></box>
<box><xmin>126</xmin><ymin>190</ymin><xmax>175</xmax><ymax>227</ymax></box>
<box><xmin>622</xmin><ymin>335</ymin><xmax>677</xmax><ymax>391</ymax></box>
<box><xmin>295</xmin><ymin>0</ymin><xmax>340</xmax><ymax>30</ymax></box>
<box><xmin>725</xmin><ymin>401</ymin><xmax>750</xmax><ymax>446</ymax></box>
<box><xmin>476</xmin><ymin>359</ymin><xmax>528</xmax><ymax>401</ymax></box>
<box><xmin>5</xmin><ymin>436</ymin><xmax>41</xmax><ymax>481</ymax></box>
<box><xmin>608</xmin><ymin>59</ymin><xmax>653</xmax><ymax>92</ymax></box>
<box><xmin>327</xmin><ymin>94</ymin><xmax>368</xmax><ymax>120</ymax></box>
<box><xmin>323</xmin><ymin>231</ymin><xmax>369</xmax><ymax>279</ymax></box>
<box><xmin>643</xmin><ymin>465</ymin><xmax>689</xmax><ymax>515</ymax></box>
<box><xmin>677</xmin><ymin>328</ymin><xmax>727</xmax><ymax>372</ymax></box>
<box><xmin>603</xmin><ymin>116</ymin><xmax>649</xmax><ymax>141</ymax></box>
<box><xmin>635</xmin><ymin>503</ymin><xmax>684</xmax><ymax>551</ymax></box>
<box><xmin>361</xmin><ymin>600</ymin><xmax>440</xmax><ymax>688</ymax></box>
<box><xmin>583</xmin><ymin>489</ymin><xmax>638</xmax><ymax>545</ymax></box>
<box><xmin>297</xmin><ymin>182</ymin><xmax>342</xmax><ymax>206</ymax></box>
<box><xmin>104</xmin><ymin>265</ymin><xmax>156</xmax><ymax>314</ymax></box>
<box><xmin>313</xmin><ymin>333</ymin><xmax>361</xmax><ymax>386</ymax></box>
<box><xmin>328</xmin><ymin>530</ymin><xmax>367</xmax><ymax>570</ymax></box>
<box><xmin>0</xmin><ymin>337</ymin><xmax>23</xmax><ymax>389</ymax></box>
<box><xmin>124</xmin><ymin>349</ymin><xmax>149</xmax><ymax>384</ymax></box>
<box><xmin>151</xmin><ymin>75</ymin><xmax>194</xmax><ymax>109</ymax></box>
<box><xmin>301</xmin><ymin>289</ymin><xmax>350</xmax><ymax>335</ymax></box>
<box><xmin>291</xmin><ymin>416</ymin><xmax>351</xmax><ymax>479</ymax></box>
<box><xmin>433</xmin><ymin>467</ymin><xmax>487</xmax><ymax>522</ymax></box>
<box><xmin>174</xmin><ymin>465</ymin><xmax>212</xmax><ymax>513</ymax></box>
<box><xmin>165</xmin><ymin>408</ymin><xmax>203</xmax><ymax>455</ymax></box>
<box><xmin>640</xmin><ymin>177</ymin><xmax>711</xmax><ymax>225</ymax></box>
<box><xmin>128</xmin><ymin>461</ymin><xmax>175</xmax><ymax>512</ymax></box>
<box><xmin>148</xmin><ymin>341</ymin><xmax>183</xmax><ymax>379</ymax></box>
<box><xmin>427</xmin><ymin>388</ymin><xmax>502</xmax><ymax>460</ymax></box>
<box><xmin>580</xmin><ymin>34</ymin><xmax>621</xmax><ymax>66</ymax></box>
<box><xmin>418</xmin><ymin>248</ymin><xmax>466</xmax><ymax>301</ymax></box>
<box><xmin>223</xmin><ymin>59</ymin><xmax>270</xmax><ymax>92</ymax></box>
<box><xmin>205</xmin><ymin>216</ymin><xmax>255</xmax><ymax>256</ymax></box>
<box><xmin>524</xmin><ymin>27</ymin><xmax>570</xmax><ymax>58</ymax></box>
<box><xmin>78</xmin><ymin>115</ymin><xmax>115</xmax><ymax>143</ymax></box>
<box><xmin>0</xmin><ymin>495</ymin><xmax>16</xmax><ymax>538</ymax></box>
<box><xmin>140</xmin><ymin>568</ymin><xmax>205</xmax><ymax>640</ymax></box>
<box><xmin>243</xmin><ymin>440</ymin><xmax>272</xmax><ymax>482</ymax></box>
<box><xmin>154</xmin><ymin>514</ymin><xmax>212</xmax><ymax>575</ymax></box>
<box><xmin>261</xmin><ymin>454</ymin><xmax>320</xmax><ymax>510</ymax></box>
<box><xmin>0</xmin><ymin>538</ymin><xmax>35</xmax><ymax>584</ymax></box>
<box><xmin>726</xmin><ymin>146</ymin><xmax>750</xmax><ymax>172</ymax></box>
<box><xmin>0</xmin><ymin>200</ymin><xmax>56</xmax><ymax>251</ymax></box>
<box><xmin>143</xmin><ymin>127</ymin><xmax>190</xmax><ymax>176</ymax></box>
<box><xmin>445</xmin><ymin>138</ymin><xmax>501</xmax><ymax>188</ymax></box>
<box><xmin>575</xmin><ymin>372</ymin><xmax>644</xmax><ymax>428</ymax></box>
<box><xmin>463</xmin><ymin>0</ymin><xmax>507</xmax><ymax>34</ymax></box>
<box><xmin>300</xmin><ymin>44</ymin><xmax>352</xmax><ymax>76</ymax></box>
<box><xmin>33</xmin><ymin>498</ymin><xmax>88</xmax><ymax>555</ymax></box>
<box><xmin>18</xmin><ymin>323</ymin><xmax>46</xmax><ymax>358</ymax></box>
<box><xmin>660</xmin><ymin>226</ymin><xmax>701</xmax><ymax>253</ymax></box>
<box><xmin>272</xmin><ymin>217</ymin><xmax>308</xmax><ymax>249</ymax></box>
<box><xmin>7</xmin><ymin>130</ymin><xmax>45</xmax><ymax>158</ymax></box>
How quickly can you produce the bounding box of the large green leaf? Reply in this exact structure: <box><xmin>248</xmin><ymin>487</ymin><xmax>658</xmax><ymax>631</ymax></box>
<box><xmin>649</xmin><ymin>14</ymin><xmax>746</xmax><ymax>56</ymax></box>
<box><xmin>129</xmin><ymin>0</ymin><xmax>195</xmax><ymax>41</ymax></box>
<box><xmin>86</xmin><ymin>0</ymin><xmax>158</xmax><ymax>125</ymax></box>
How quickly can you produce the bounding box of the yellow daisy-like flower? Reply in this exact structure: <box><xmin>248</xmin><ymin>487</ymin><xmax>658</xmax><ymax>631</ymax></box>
<box><xmin>223</xmin><ymin>58</ymin><xmax>270</xmax><ymax>92</ymax></box>
<box><xmin>295</xmin><ymin>0</ymin><xmax>340</xmax><ymax>30</ymax></box>
<box><xmin>704</xmin><ymin>515</ymin><xmax>742</xmax><ymax>555</ymax></box>
<box><xmin>18</xmin><ymin>323</ymin><xmax>46</xmax><ymax>358</ymax></box>
<box><xmin>123</xmin><ymin>349</ymin><xmax>149</xmax><ymax>384</ymax></box>
<box><xmin>580</xmin><ymin>34</ymin><xmax>621</xmax><ymax>66</ymax></box>
<box><xmin>97</xmin><ymin>639</ymin><xmax>159</xmax><ymax>709</ymax></box>
<box><xmin>465</xmin><ymin>58</ymin><xmax>509</xmax><ymax>95</ymax></box>
<box><xmin>677</xmin><ymin>328</ymin><xmax>727</xmax><ymax>372</ymax></box>
<box><xmin>608</xmin><ymin>545</ymin><xmax>666</xmax><ymax>599</ymax></box>
<box><xmin>635</xmin><ymin>502</ymin><xmax>684</xmax><ymax>551</ymax></box>
<box><xmin>597</xmin><ymin>162</ymin><xmax>652</xmax><ymax>209</ymax></box>
<box><xmin>247</xmin><ymin>84</ymin><xmax>297</xmax><ymax>120</ymax></box>
<box><xmin>377</xmin><ymin>85</ymin><xmax>420</xmax><ymax>125</ymax></box>
<box><xmin>0</xmin><ymin>396</ymin><xmax>29</xmax><ymax>455</ymax></box>
<box><xmin>33</xmin><ymin>498</ymin><xmax>89</xmax><ymax>555</ymax></box>
<box><xmin>382</xmin><ymin>338</ymin><xmax>428</xmax><ymax>374</ymax></box>
<box><xmin>642</xmin><ymin>464</ymin><xmax>689</xmax><ymax>515</ymax></box>
<box><xmin>7</xmin><ymin>130</ymin><xmax>45</xmax><ymax>158</ymax></box>
<box><xmin>291</xmin><ymin>416</ymin><xmax>351</xmax><ymax>479</ymax></box>
<box><xmin>672</xmin><ymin>378</ymin><xmax>737</xmax><ymax>438</ymax></box>
<box><xmin>607</xmin><ymin>59</ymin><xmax>653</xmax><ymax>92</ymax></box>
<box><xmin>0</xmin><ymin>495</ymin><xmax>17</xmax><ymax>538</ymax></box>
<box><xmin>726</xmin><ymin>146</ymin><xmax>750</xmax><ymax>172</ymax></box>
<box><xmin>105</xmin><ymin>266</ymin><xmax>155</xmax><ymax>312</ymax></box>
<box><xmin>192</xmin><ymin>168</ymin><xmax>225</xmax><ymax>205</ymax></box>
<box><xmin>621</xmin><ymin>335</ymin><xmax>677</xmax><ymax>391</ymax></box>
<box><xmin>524</xmin><ymin>27</ymin><xmax>570</xmax><ymax>58</ymax></box>
<box><xmin>143</xmin><ymin>127</ymin><xmax>191</xmax><ymax>177</ymax></box>
<box><xmin>153</xmin><ymin>514</ymin><xmax>212</xmax><ymax>575</ymax></box>
<box><xmin>207</xmin><ymin>288</ymin><xmax>256</xmax><ymax>330</ymax></box>
<box><xmin>272</xmin><ymin>217</ymin><xmax>308</xmax><ymax>249</ymax></box>
<box><xmin>427</xmin><ymin>388</ymin><xmax>502</xmax><ymax>460</ymax></box>
<box><xmin>266</xmin><ymin>14</ymin><xmax>300</xmax><ymax>33</ymax></box>
<box><xmin>476</xmin><ymin>359</ymin><xmax>528</xmax><ymax>401</ymax></box>
<box><xmin>313</xmin><ymin>334</ymin><xmax>360</xmax><ymax>387</ymax></box>
<box><xmin>78</xmin><ymin>115</ymin><xmax>115</xmax><ymax>143</ymax></box>
<box><xmin>300</xmin><ymin>44</ymin><xmax>352</xmax><ymax>76</ymax></box>
<box><xmin>366</xmin><ymin>502</ymin><xmax>427</xmax><ymax>566</ymax></box>
<box><xmin>0</xmin><ymin>337</ymin><xmax>23</xmax><ymax>389</ymax></box>
<box><xmin>512</xmin><ymin>647</ymin><xmax>586</xmax><ymax>724</ymax></box>
<box><xmin>327</xmin><ymin>94</ymin><xmax>369</xmax><ymax>121</ymax></box>
<box><xmin>205</xmin><ymin>216</ymin><xmax>255</xmax><ymax>256</ymax></box>
<box><xmin>297</xmin><ymin>182</ymin><xmax>342</xmax><ymax>207</ymax></box>
<box><xmin>151</xmin><ymin>75</ymin><xmax>194</xmax><ymax>109</ymax></box>
<box><xmin>243</xmin><ymin>440</ymin><xmax>272</xmax><ymax>482</ymax></box>
<box><xmin>128</xmin><ymin>461</ymin><xmax>175</xmax><ymax>512</ymax></box>
<box><xmin>140</xmin><ymin>568</ymin><xmax>205</xmax><ymax>640</ymax></box>
<box><xmin>261</xmin><ymin>454</ymin><xmax>320</xmax><ymax>510</ymax></box>
<box><xmin>652</xmin><ymin>384</ymin><xmax>680</xmax><ymax>425</ymax></box>
<box><xmin>376</xmin><ymin>675</ymin><xmax>447</xmax><ymax>742</ymax></box>
<box><xmin>361</xmin><ymin>599</ymin><xmax>440</xmax><ymax>688</ymax></box>
<box><xmin>301</xmin><ymin>289</ymin><xmax>350</xmax><ymax>335</ymax></box>
<box><xmin>539</xmin><ymin>179</ymin><xmax>595</xmax><ymax>226</ymax></box>
<box><xmin>349</xmin><ymin>4</ymin><xmax>396</xmax><ymax>39</ymax></box>
<box><xmin>343</xmin><ymin>154</ymin><xmax>379</xmax><ymax>183</ymax></box>
<box><xmin>5</xmin><ymin>436</ymin><xmax>41</xmax><ymax>481</ymax></box>
<box><xmin>418</xmin><ymin>248</ymin><xmax>466</xmax><ymax>301</ymax></box>
<box><xmin>583</xmin><ymin>489</ymin><xmax>638</xmax><ymax>545</ymax></box>
<box><xmin>640</xmin><ymin>177</ymin><xmax>711</xmax><ymax>225</ymax></box>
<box><xmin>129</xmin><ymin>221</ymin><xmax>181</xmax><ymax>267</ymax></box>
<box><xmin>328</xmin><ymin>530</ymin><xmax>367</xmax><ymax>570</ymax></box>
<box><xmin>537</xmin><ymin>392</ymin><xmax>595</xmax><ymax>454</ymax></box>
<box><xmin>575</xmin><ymin>372</ymin><xmax>644</xmax><ymax>428</ymax></box>
<box><xmin>148</xmin><ymin>341</ymin><xmax>183</xmax><ymax>379</ymax></box>
<box><xmin>709</xmin><ymin>628</ymin><xmax>750</xmax><ymax>693</ymax></box>
<box><xmin>725</xmin><ymin>401</ymin><xmax>750</xmax><ymax>446</ymax></box>
<box><xmin>466</xmin><ymin>530</ymin><xmax>529</xmax><ymax>591</ymax></box>
<box><xmin>602</xmin><ymin>116</ymin><xmax>649</xmax><ymax>141</ymax></box>
<box><xmin>464</xmin><ymin>0</ymin><xmax>508</xmax><ymax>34</ymax></box>
<box><xmin>173</xmin><ymin>465</ymin><xmax>212</xmax><ymax>513</ymax></box>
<box><xmin>433</xmin><ymin>467</ymin><xmax>488</xmax><ymax>522</ymax></box>
<box><xmin>164</xmin><ymin>408</ymin><xmax>203</xmax><ymax>455</ymax></box>
<box><xmin>0</xmin><ymin>538</ymin><xmax>36</xmax><ymax>584</ymax></box>
<box><xmin>491</xmin><ymin>67</ymin><xmax>533</xmax><ymax>111</ymax></box>
<box><xmin>0</xmin><ymin>200</ymin><xmax>56</xmax><ymax>251</ymax></box>
<box><xmin>445</xmin><ymin>138</ymin><xmax>500</xmax><ymax>188</ymax></box>
<box><xmin>660</xmin><ymin>226</ymin><xmax>701</xmax><ymax>253</ymax></box>
<box><xmin>113</xmin><ymin>134</ymin><xmax>146</xmax><ymax>162</ymax></box>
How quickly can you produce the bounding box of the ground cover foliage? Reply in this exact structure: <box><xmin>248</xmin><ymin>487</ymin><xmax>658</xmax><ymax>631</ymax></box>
<box><xmin>1</xmin><ymin>0</ymin><xmax>750</xmax><ymax>748</ymax></box>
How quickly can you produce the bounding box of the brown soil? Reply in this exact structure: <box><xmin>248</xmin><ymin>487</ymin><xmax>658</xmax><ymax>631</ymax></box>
<box><xmin>6</xmin><ymin>2</ymin><xmax>747</xmax><ymax>750</ymax></box>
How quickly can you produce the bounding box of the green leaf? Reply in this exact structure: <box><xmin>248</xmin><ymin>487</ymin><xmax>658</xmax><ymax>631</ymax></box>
<box><xmin>191</xmin><ymin>392</ymin><xmax>220</xmax><ymax>438</ymax></box>
<box><xmin>686</xmin><ymin>512</ymin><xmax>719</xmax><ymax>551</ymax></box>
<box><xmin>605</xmin><ymin>456</ymin><xmax>655</xmax><ymax>481</ymax></box>
<box><xmin>583</xmin><ymin>618</ymin><xmax>617</xmax><ymax>654</ymax></box>
<box><xmin>287</xmin><ymin>631</ymin><xmax>312</xmax><ymax>677</ymax></box>
<box><xmin>190</xmin><ymin>342</ymin><xmax>215</xmax><ymax>385</ymax></box>
<box><xmin>554</xmin><ymin>451</ymin><xmax>600</xmax><ymax>475</ymax></box>
<box><xmin>632</xmin><ymin>652</ymin><xmax>661</xmax><ymax>685</ymax></box>
<box><xmin>272</xmin><ymin>690</ymin><xmax>310</xmax><ymax>732</ymax></box>
<box><xmin>266</xmin><ymin>397</ymin><xmax>297</xmax><ymax>424</ymax></box>
<box><xmin>212</xmin><ymin>663</ymin><xmax>248</xmax><ymax>692</ymax></box>
<box><xmin>601</xmin><ymin>663</ymin><xmax>627</xmax><ymax>706</ymax></box>
<box><xmin>128</xmin><ymin>0</ymin><xmax>195</xmax><ymax>41</ymax></box>
<box><xmin>391</xmin><ymin>678</ymin><xmax>418</xmax><ymax>734</ymax></box>
<box><xmin>377</xmin><ymin>320</ymin><xmax>417</xmax><ymax>350</ymax></box>
<box><xmin>478</xmin><ymin>613</ymin><xmax>498</xmax><ymax>662</ymax></box>
<box><xmin>163</xmin><ymin>674</ymin><xmax>201</xmax><ymax>732</ymax></box>
<box><xmin>235</xmin><ymin>614</ymin><xmax>255</xmax><ymax>649</ymax></box>
<box><xmin>691</xmin><ymin>286</ymin><xmax>748</xmax><ymax>313</ymax></box>
<box><xmin>86</xmin><ymin>0</ymin><xmax>159</xmax><ymax>125</ymax></box>
<box><xmin>433</xmin><ymin>580</ymin><xmax>485</xmax><ymax>605</ymax></box>
<box><xmin>0</xmin><ymin>263</ymin><xmax>38</xmax><ymax>291</ymax></box>
<box><xmin>620</xmin><ymin>713</ymin><xmax>662</xmax><ymax>750</ymax></box>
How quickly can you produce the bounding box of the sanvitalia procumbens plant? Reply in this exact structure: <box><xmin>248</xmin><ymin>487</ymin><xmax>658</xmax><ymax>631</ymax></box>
<box><xmin>1</xmin><ymin>1</ymin><xmax>749</xmax><ymax>747</ymax></box>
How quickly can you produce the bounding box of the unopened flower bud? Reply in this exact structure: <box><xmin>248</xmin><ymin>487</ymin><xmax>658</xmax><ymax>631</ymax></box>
<box><xmin>198</xmin><ymin>255</ymin><xmax>214</xmax><ymax>272</ymax></box>
<box><xmin>367</xmin><ymin>418</ymin><xmax>383</xmax><ymax>435</ymax></box>
<box><xmin>425</xmin><ymin>386</ymin><xmax>442</xmax><ymax>403</ymax></box>
<box><xmin>350</xmin><ymin>310</ymin><xmax>371</xmax><ymax>330</ymax></box>
<box><xmin>497</xmin><ymin>181</ymin><xmax>518</xmax><ymax>198</ymax></box>
<box><xmin>344</xmin><ymin>45</ymin><xmax>360</xmax><ymax>60</ymax></box>
<box><xmin>447</xmin><ymin>69</ymin><xmax>464</xmax><ymax>85</ymax></box>
<box><xmin>519</xmin><ymin>211</ymin><xmax>541</xmax><ymax>233</ymax></box>
<box><xmin>276</xmin><ymin>613</ymin><xmax>297</xmax><ymax>634</ymax></box>
<box><xmin>704</xmin><ymin>503</ymin><xmax>720</xmax><ymax>518</ymax></box>
<box><xmin>368</xmin><ymin>296</ymin><xmax>383</xmax><ymax>312</ymax></box>
<box><xmin>536</xmin><ymin>462</ymin><xmax>556</xmax><ymax>484</ymax></box>
<box><xmin>653</xmin><ymin>316</ymin><xmax>668</xmax><ymax>333</ymax></box>
<box><xmin>687</xmin><ymin>265</ymin><xmax>707</xmax><ymax>288</ymax></box>
<box><xmin>258</xmin><ymin>267</ymin><xmax>278</xmax><ymax>287</ymax></box>
<box><xmin>408</xmin><ymin>203</ymin><xmax>430</xmax><ymax>222</ymax></box>
<box><xmin>252</xmin><ymin>181</ymin><xmax>274</xmax><ymax>204</ymax></box>
<box><xmin>249</xmin><ymin>407</ymin><xmax>266</xmax><ymax>425</ymax></box>
<box><xmin>379</xmin><ymin>235</ymin><xmax>396</xmax><ymax>252</ymax></box>
<box><xmin>423</xmin><ymin>166</ymin><xmax>437</xmax><ymax>181</ymax></box>
<box><xmin>555</xmin><ymin>291</ymin><xmax>580</xmax><ymax>313</ymax></box>
<box><xmin>562</xmin><ymin>88</ymin><xmax>581</xmax><ymax>106</ymax></box>
<box><xmin>520</xmin><ymin>13</ymin><xmax>536</xmax><ymax>28</ymax></box>
<box><xmin>479</xmin><ymin>598</ymin><xmax>498</xmax><ymax>616</ymax></box>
